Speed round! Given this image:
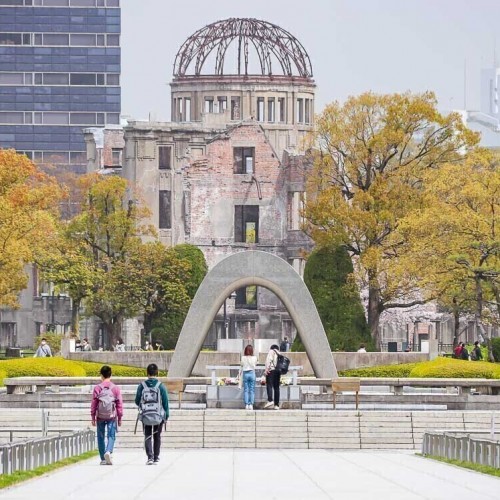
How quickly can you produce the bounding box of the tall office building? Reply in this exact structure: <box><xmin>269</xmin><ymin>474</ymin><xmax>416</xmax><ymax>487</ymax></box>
<box><xmin>0</xmin><ymin>0</ymin><xmax>121</xmax><ymax>173</ymax></box>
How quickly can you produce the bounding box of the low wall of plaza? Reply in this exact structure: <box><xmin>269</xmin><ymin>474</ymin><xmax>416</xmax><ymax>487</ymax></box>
<box><xmin>67</xmin><ymin>351</ymin><xmax>429</xmax><ymax>376</ymax></box>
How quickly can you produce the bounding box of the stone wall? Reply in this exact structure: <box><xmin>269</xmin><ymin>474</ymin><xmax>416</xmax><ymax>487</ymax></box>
<box><xmin>68</xmin><ymin>351</ymin><xmax>429</xmax><ymax>376</ymax></box>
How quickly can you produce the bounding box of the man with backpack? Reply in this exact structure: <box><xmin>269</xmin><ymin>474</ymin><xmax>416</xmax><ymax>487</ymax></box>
<box><xmin>135</xmin><ymin>363</ymin><xmax>169</xmax><ymax>465</ymax></box>
<box><xmin>91</xmin><ymin>365</ymin><xmax>123</xmax><ymax>465</ymax></box>
<box><xmin>264</xmin><ymin>344</ymin><xmax>290</xmax><ymax>410</ymax></box>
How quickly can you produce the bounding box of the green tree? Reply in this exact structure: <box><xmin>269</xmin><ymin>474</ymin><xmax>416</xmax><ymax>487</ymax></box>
<box><xmin>305</xmin><ymin>91</ymin><xmax>479</xmax><ymax>348</ymax></box>
<box><xmin>149</xmin><ymin>244</ymin><xmax>208</xmax><ymax>349</ymax></box>
<box><xmin>293</xmin><ymin>246</ymin><xmax>372</xmax><ymax>351</ymax></box>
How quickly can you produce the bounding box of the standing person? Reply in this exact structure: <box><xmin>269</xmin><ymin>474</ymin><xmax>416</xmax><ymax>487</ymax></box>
<box><xmin>82</xmin><ymin>338</ymin><xmax>92</xmax><ymax>351</ymax></box>
<box><xmin>357</xmin><ymin>344</ymin><xmax>367</xmax><ymax>353</ymax></box>
<box><xmin>264</xmin><ymin>344</ymin><xmax>281</xmax><ymax>410</ymax></box>
<box><xmin>279</xmin><ymin>337</ymin><xmax>288</xmax><ymax>352</ymax></box>
<box><xmin>34</xmin><ymin>338</ymin><xmax>52</xmax><ymax>357</ymax></box>
<box><xmin>471</xmin><ymin>341</ymin><xmax>483</xmax><ymax>361</ymax></box>
<box><xmin>144</xmin><ymin>340</ymin><xmax>154</xmax><ymax>352</ymax></box>
<box><xmin>240</xmin><ymin>345</ymin><xmax>257</xmax><ymax>410</ymax></box>
<box><xmin>91</xmin><ymin>365</ymin><xmax>123</xmax><ymax>465</ymax></box>
<box><xmin>135</xmin><ymin>363</ymin><xmax>169</xmax><ymax>465</ymax></box>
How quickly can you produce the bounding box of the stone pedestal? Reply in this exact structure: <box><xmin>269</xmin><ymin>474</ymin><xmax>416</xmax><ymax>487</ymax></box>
<box><xmin>60</xmin><ymin>338</ymin><xmax>75</xmax><ymax>357</ymax></box>
<box><xmin>206</xmin><ymin>384</ymin><xmax>301</xmax><ymax>409</ymax></box>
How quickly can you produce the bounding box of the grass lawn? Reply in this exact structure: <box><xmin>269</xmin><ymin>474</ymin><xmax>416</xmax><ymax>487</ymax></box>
<box><xmin>421</xmin><ymin>454</ymin><xmax>500</xmax><ymax>477</ymax></box>
<box><xmin>0</xmin><ymin>450</ymin><xmax>98</xmax><ymax>490</ymax></box>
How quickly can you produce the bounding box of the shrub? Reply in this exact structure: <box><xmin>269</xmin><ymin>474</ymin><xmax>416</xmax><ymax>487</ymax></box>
<box><xmin>0</xmin><ymin>358</ymin><xmax>86</xmax><ymax>377</ymax></box>
<box><xmin>72</xmin><ymin>361</ymin><xmax>149</xmax><ymax>377</ymax></box>
<box><xmin>409</xmin><ymin>357</ymin><xmax>500</xmax><ymax>379</ymax></box>
<box><xmin>340</xmin><ymin>363</ymin><xmax>417</xmax><ymax>378</ymax></box>
<box><xmin>491</xmin><ymin>338</ymin><xmax>500</xmax><ymax>362</ymax></box>
<box><xmin>0</xmin><ymin>369</ymin><xmax>6</xmax><ymax>387</ymax></box>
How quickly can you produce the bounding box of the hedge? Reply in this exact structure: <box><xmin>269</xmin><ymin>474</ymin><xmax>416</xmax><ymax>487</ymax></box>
<box><xmin>0</xmin><ymin>358</ymin><xmax>86</xmax><ymax>379</ymax></box>
<box><xmin>340</xmin><ymin>358</ymin><xmax>500</xmax><ymax>378</ymax></box>
<box><xmin>71</xmin><ymin>361</ymin><xmax>150</xmax><ymax>377</ymax></box>
<box><xmin>0</xmin><ymin>358</ymin><xmax>167</xmax><ymax>382</ymax></box>
<box><xmin>408</xmin><ymin>357</ymin><xmax>500</xmax><ymax>379</ymax></box>
<box><xmin>340</xmin><ymin>363</ymin><xmax>418</xmax><ymax>378</ymax></box>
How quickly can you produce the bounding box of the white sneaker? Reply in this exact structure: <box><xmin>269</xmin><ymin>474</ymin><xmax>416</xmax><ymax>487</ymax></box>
<box><xmin>249</xmin><ymin>405</ymin><xmax>254</xmax><ymax>410</ymax></box>
<box><xmin>274</xmin><ymin>405</ymin><xmax>280</xmax><ymax>410</ymax></box>
<box><xmin>245</xmin><ymin>404</ymin><xmax>249</xmax><ymax>410</ymax></box>
<box><xmin>104</xmin><ymin>451</ymin><xmax>112</xmax><ymax>465</ymax></box>
<box><xmin>146</xmin><ymin>459</ymin><xmax>154</xmax><ymax>465</ymax></box>
<box><xmin>264</xmin><ymin>401</ymin><xmax>273</xmax><ymax>409</ymax></box>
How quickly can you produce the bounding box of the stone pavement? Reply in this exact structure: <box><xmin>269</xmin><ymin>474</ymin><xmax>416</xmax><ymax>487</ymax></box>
<box><xmin>2</xmin><ymin>449</ymin><xmax>499</xmax><ymax>500</ymax></box>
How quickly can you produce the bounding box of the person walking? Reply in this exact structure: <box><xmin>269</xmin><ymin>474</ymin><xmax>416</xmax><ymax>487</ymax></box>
<box><xmin>91</xmin><ymin>365</ymin><xmax>123</xmax><ymax>465</ymax></box>
<box><xmin>264</xmin><ymin>344</ymin><xmax>281</xmax><ymax>410</ymax></box>
<box><xmin>135</xmin><ymin>363</ymin><xmax>169</xmax><ymax>465</ymax></box>
<box><xmin>34</xmin><ymin>338</ymin><xmax>52</xmax><ymax>357</ymax></box>
<box><xmin>240</xmin><ymin>344</ymin><xmax>257</xmax><ymax>410</ymax></box>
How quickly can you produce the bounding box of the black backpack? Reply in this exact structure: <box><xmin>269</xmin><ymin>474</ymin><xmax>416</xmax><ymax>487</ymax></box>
<box><xmin>274</xmin><ymin>350</ymin><xmax>290</xmax><ymax>375</ymax></box>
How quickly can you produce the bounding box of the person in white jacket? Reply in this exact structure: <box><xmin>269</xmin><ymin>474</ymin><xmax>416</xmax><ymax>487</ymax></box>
<box><xmin>240</xmin><ymin>345</ymin><xmax>257</xmax><ymax>410</ymax></box>
<box><xmin>264</xmin><ymin>344</ymin><xmax>281</xmax><ymax>410</ymax></box>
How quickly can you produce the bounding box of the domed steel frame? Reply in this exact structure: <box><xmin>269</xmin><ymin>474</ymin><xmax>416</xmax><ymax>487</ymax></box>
<box><xmin>173</xmin><ymin>18</ymin><xmax>313</xmax><ymax>78</ymax></box>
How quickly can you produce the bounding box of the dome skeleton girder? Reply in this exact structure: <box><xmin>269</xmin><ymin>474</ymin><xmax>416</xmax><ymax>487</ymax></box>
<box><xmin>173</xmin><ymin>18</ymin><xmax>313</xmax><ymax>78</ymax></box>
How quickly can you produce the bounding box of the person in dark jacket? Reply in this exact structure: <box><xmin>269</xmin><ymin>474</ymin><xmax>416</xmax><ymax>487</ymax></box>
<box><xmin>460</xmin><ymin>343</ymin><xmax>469</xmax><ymax>360</ymax></box>
<box><xmin>135</xmin><ymin>363</ymin><xmax>169</xmax><ymax>465</ymax></box>
<box><xmin>471</xmin><ymin>341</ymin><xmax>483</xmax><ymax>361</ymax></box>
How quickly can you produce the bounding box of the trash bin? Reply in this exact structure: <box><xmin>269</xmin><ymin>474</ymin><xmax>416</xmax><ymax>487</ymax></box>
<box><xmin>387</xmin><ymin>342</ymin><xmax>398</xmax><ymax>353</ymax></box>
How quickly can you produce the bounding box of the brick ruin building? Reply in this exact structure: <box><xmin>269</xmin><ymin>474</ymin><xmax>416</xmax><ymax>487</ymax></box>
<box><xmin>85</xmin><ymin>18</ymin><xmax>316</xmax><ymax>348</ymax></box>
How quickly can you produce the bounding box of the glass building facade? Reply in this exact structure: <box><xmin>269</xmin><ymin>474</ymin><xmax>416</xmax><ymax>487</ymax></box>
<box><xmin>0</xmin><ymin>0</ymin><xmax>120</xmax><ymax>172</ymax></box>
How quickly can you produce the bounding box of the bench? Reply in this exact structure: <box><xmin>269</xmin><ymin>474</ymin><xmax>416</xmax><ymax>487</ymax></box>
<box><xmin>206</xmin><ymin>365</ymin><xmax>303</xmax><ymax>386</ymax></box>
<box><xmin>164</xmin><ymin>378</ymin><xmax>184</xmax><ymax>409</ymax></box>
<box><xmin>332</xmin><ymin>378</ymin><xmax>360</xmax><ymax>409</ymax></box>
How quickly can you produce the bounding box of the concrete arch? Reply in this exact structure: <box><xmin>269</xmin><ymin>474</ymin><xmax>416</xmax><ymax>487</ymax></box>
<box><xmin>168</xmin><ymin>251</ymin><xmax>338</xmax><ymax>379</ymax></box>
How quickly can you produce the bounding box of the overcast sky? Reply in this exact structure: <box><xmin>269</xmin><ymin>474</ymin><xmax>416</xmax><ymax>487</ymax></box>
<box><xmin>121</xmin><ymin>0</ymin><xmax>500</xmax><ymax>121</ymax></box>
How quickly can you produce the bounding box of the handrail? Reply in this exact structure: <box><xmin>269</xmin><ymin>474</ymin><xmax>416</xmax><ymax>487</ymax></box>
<box><xmin>0</xmin><ymin>429</ymin><xmax>96</xmax><ymax>475</ymax></box>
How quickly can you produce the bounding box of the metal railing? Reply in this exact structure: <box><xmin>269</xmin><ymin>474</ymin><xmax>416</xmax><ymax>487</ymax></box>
<box><xmin>0</xmin><ymin>429</ymin><xmax>96</xmax><ymax>475</ymax></box>
<box><xmin>422</xmin><ymin>431</ymin><xmax>500</xmax><ymax>468</ymax></box>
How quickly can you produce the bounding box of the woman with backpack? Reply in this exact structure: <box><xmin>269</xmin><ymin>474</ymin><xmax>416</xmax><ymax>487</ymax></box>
<box><xmin>240</xmin><ymin>344</ymin><xmax>257</xmax><ymax>410</ymax></box>
<box><xmin>264</xmin><ymin>344</ymin><xmax>281</xmax><ymax>410</ymax></box>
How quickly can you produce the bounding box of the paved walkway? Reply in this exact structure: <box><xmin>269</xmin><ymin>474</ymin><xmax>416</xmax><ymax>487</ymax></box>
<box><xmin>2</xmin><ymin>450</ymin><xmax>499</xmax><ymax>500</ymax></box>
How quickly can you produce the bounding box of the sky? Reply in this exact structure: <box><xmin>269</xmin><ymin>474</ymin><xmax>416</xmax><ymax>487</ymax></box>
<box><xmin>121</xmin><ymin>0</ymin><xmax>500</xmax><ymax>121</ymax></box>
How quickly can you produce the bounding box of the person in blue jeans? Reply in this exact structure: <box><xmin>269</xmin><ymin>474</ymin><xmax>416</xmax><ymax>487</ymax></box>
<box><xmin>91</xmin><ymin>365</ymin><xmax>123</xmax><ymax>465</ymax></box>
<box><xmin>240</xmin><ymin>345</ymin><xmax>257</xmax><ymax>410</ymax></box>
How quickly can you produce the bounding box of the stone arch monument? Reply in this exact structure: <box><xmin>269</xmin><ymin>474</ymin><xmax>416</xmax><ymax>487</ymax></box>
<box><xmin>168</xmin><ymin>251</ymin><xmax>338</xmax><ymax>379</ymax></box>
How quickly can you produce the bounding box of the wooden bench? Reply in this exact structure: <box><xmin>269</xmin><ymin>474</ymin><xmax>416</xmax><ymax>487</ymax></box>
<box><xmin>165</xmin><ymin>378</ymin><xmax>184</xmax><ymax>409</ymax></box>
<box><xmin>332</xmin><ymin>378</ymin><xmax>361</xmax><ymax>409</ymax></box>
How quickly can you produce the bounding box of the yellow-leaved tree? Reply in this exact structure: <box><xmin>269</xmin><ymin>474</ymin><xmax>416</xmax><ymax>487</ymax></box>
<box><xmin>0</xmin><ymin>149</ymin><xmax>64</xmax><ymax>307</ymax></box>
<box><xmin>406</xmin><ymin>150</ymin><xmax>500</xmax><ymax>360</ymax></box>
<box><xmin>305</xmin><ymin>92</ymin><xmax>479</xmax><ymax>348</ymax></box>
